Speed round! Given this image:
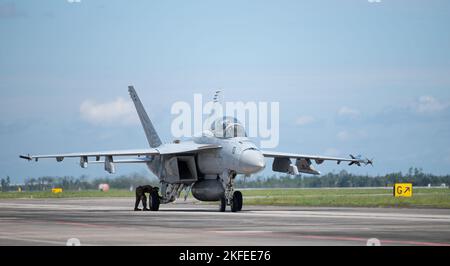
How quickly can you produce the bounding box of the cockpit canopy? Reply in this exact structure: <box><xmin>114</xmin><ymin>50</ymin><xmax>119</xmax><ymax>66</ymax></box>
<box><xmin>210</xmin><ymin>117</ymin><xmax>247</xmax><ymax>138</ymax></box>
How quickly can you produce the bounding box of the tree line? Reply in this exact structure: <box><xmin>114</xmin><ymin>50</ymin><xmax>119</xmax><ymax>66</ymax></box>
<box><xmin>1</xmin><ymin>168</ymin><xmax>449</xmax><ymax>191</ymax></box>
<box><xmin>0</xmin><ymin>173</ymin><xmax>158</xmax><ymax>192</ymax></box>
<box><xmin>236</xmin><ymin>168</ymin><xmax>450</xmax><ymax>188</ymax></box>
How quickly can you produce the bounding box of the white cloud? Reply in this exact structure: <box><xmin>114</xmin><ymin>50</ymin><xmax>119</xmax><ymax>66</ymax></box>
<box><xmin>338</xmin><ymin>106</ymin><xmax>360</xmax><ymax>118</ymax></box>
<box><xmin>295</xmin><ymin>115</ymin><xmax>315</xmax><ymax>126</ymax></box>
<box><xmin>80</xmin><ymin>97</ymin><xmax>139</xmax><ymax>126</ymax></box>
<box><xmin>416</xmin><ymin>96</ymin><xmax>448</xmax><ymax>114</ymax></box>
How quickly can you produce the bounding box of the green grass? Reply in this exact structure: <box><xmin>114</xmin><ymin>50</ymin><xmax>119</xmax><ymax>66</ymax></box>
<box><xmin>240</xmin><ymin>188</ymin><xmax>450</xmax><ymax>208</ymax></box>
<box><xmin>1</xmin><ymin>187</ymin><xmax>449</xmax><ymax>208</ymax></box>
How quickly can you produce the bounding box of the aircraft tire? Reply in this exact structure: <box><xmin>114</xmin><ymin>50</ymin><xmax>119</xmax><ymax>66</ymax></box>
<box><xmin>234</xmin><ymin>191</ymin><xmax>243</xmax><ymax>211</ymax></box>
<box><xmin>219</xmin><ymin>196</ymin><xmax>226</xmax><ymax>212</ymax></box>
<box><xmin>150</xmin><ymin>191</ymin><xmax>160</xmax><ymax>211</ymax></box>
<box><xmin>231</xmin><ymin>193</ymin><xmax>240</xmax><ymax>213</ymax></box>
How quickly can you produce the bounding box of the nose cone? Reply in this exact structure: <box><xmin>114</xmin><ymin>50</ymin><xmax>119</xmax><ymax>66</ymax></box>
<box><xmin>239</xmin><ymin>149</ymin><xmax>266</xmax><ymax>174</ymax></box>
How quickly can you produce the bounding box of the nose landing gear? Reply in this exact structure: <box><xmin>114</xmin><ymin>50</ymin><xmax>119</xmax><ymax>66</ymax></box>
<box><xmin>231</xmin><ymin>191</ymin><xmax>243</xmax><ymax>212</ymax></box>
<box><xmin>219</xmin><ymin>191</ymin><xmax>242</xmax><ymax>212</ymax></box>
<box><xmin>219</xmin><ymin>171</ymin><xmax>244</xmax><ymax>212</ymax></box>
<box><xmin>219</xmin><ymin>196</ymin><xmax>226</xmax><ymax>212</ymax></box>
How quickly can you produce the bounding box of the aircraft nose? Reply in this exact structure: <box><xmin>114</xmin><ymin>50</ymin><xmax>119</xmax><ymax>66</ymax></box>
<box><xmin>239</xmin><ymin>149</ymin><xmax>266</xmax><ymax>174</ymax></box>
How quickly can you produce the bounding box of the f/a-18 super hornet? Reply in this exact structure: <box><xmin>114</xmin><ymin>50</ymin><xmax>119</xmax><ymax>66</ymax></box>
<box><xmin>20</xmin><ymin>86</ymin><xmax>372</xmax><ymax>212</ymax></box>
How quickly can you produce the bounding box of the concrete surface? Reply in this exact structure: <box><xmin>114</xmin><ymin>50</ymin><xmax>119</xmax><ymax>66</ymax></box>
<box><xmin>0</xmin><ymin>198</ymin><xmax>449</xmax><ymax>246</ymax></box>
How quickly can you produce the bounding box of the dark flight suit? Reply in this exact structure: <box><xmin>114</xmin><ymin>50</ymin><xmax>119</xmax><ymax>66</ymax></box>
<box><xmin>134</xmin><ymin>185</ymin><xmax>157</xmax><ymax>211</ymax></box>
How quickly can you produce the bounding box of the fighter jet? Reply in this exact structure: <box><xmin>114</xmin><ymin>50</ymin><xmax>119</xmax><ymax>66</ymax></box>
<box><xmin>20</xmin><ymin>86</ymin><xmax>371</xmax><ymax>212</ymax></box>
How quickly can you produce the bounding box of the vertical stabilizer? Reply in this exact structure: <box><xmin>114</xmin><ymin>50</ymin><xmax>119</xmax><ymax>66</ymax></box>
<box><xmin>128</xmin><ymin>86</ymin><xmax>163</xmax><ymax>148</ymax></box>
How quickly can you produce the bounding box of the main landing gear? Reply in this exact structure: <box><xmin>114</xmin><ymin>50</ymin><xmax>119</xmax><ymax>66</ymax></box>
<box><xmin>150</xmin><ymin>190</ymin><xmax>160</xmax><ymax>211</ymax></box>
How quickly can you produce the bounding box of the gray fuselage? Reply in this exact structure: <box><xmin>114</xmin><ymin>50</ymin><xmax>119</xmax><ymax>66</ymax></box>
<box><xmin>145</xmin><ymin>130</ymin><xmax>266</xmax><ymax>182</ymax></box>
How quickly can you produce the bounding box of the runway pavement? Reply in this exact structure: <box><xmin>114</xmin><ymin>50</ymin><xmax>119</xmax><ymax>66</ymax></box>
<box><xmin>0</xmin><ymin>197</ymin><xmax>449</xmax><ymax>246</ymax></box>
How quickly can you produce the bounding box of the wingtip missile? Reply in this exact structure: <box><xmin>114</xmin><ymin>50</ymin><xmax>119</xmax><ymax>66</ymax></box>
<box><xmin>348</xmin><ymin>154</ymin><xmax>362</xmax><ymax>166</ymax></box>
<box><xmin>19</xmin><ymin>154</ymin><xmax>32</xmax><ymax>161</ymax></box>
<box><xmin>348</xmin><ymin>154</ymin><xmax>373</xmax><ymax>167</ymax></box>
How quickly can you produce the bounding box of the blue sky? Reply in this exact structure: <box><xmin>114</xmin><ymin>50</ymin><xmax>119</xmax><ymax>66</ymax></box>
<box><xmin>1</xmin><ymin>0</ymin><xmax>450</xmax><ymax>183</ymax></box>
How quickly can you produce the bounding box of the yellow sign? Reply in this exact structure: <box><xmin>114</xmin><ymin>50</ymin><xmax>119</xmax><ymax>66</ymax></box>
<box><xmin>394</xmin><ymin>183</ymin><xmax>412</xmax><ymax>197</ymax></box>
<box><xmin>52</xmin><ymin>188</ymin><xmax>63</xmax><ymax>194</ymax></box>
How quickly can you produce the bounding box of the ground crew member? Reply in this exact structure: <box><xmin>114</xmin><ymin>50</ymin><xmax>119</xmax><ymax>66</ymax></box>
<box><xmin>134</xmin><ymin>185</ymin><xmax>159</xmax><ymax>211</ymax></box>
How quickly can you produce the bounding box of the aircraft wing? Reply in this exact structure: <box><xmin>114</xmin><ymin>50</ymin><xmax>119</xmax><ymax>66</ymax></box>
<box><xmin>19</xmin><ymin>143</ymin><xmax>222</xmax><ymax>174</ymax></box>
<box><xmin>19</xmin><ymin>149</ymin><xmax>159</xmax><ymax>161</ymax></box>
<box><xmin>261</xmin><ymin>150</ymin><xmax>371</xmax><ymax>175</ymax></box>
<box><xmin>261</xmin><ymin>151</ymin><xmax>368</xmax><ymax>164</ymax></box>
<box><xmin>20</xmin><ymin>143</ymin><xmax>221</xmax><ymax>162</ymax></box>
